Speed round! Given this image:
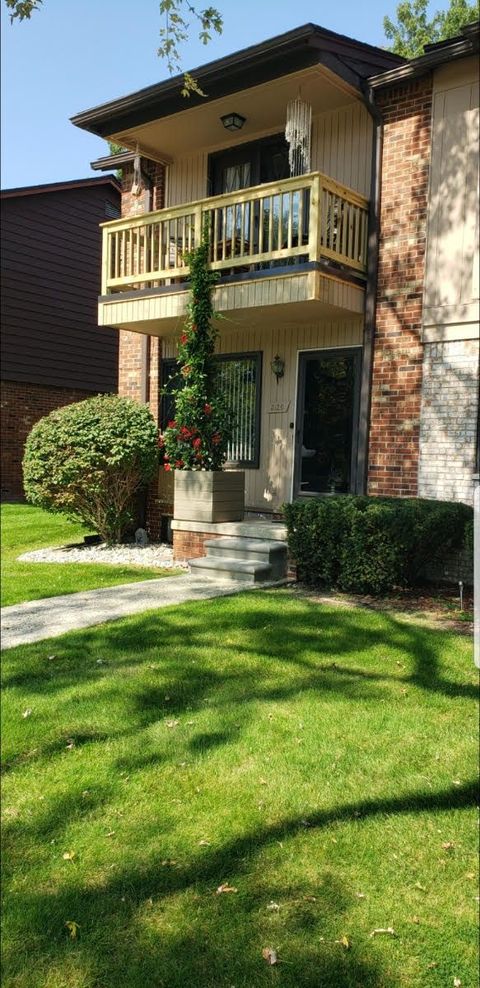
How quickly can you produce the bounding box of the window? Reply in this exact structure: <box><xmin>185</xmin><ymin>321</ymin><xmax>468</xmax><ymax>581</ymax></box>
<box><xmin>161</xmin><ymin>351</ymin><xmax>262</xmax><ymax>468</ymax></box>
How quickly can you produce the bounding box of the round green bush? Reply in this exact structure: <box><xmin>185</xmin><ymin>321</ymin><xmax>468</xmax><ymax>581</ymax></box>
<box><xmin>23</xmin><ymin>394</ymin><xmax>159</xmax><ymax>543</ymax></box>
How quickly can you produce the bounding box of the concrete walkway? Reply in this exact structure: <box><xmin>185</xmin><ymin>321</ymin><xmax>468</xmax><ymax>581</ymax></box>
<box><xmin>0</xmin><ymin>574</ymin><xmax>249</xmax><ymax>650</ymax></box>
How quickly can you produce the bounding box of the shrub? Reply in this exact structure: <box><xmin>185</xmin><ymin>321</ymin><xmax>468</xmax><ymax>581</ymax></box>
<box><xmin>284</xmin><ymin>495</ymin><xmax>473</xmax><ymax>595</ymax></box>
<box><xmin>23</xmin><ymin>395</ymin><xmax>158</xmax><ymax>543</ymax></box>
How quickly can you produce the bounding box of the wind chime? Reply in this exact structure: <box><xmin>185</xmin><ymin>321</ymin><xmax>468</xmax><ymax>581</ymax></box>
<box><xmin>285</xmin><ymin>97</ymin><xmax>312</xmax><ymax>177</ymax></box>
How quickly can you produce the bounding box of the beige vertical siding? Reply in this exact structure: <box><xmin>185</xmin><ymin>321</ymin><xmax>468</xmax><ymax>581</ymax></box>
<box><xmin>166</xmin><ymin>151</ymin><xmax>209</xmax><ymax>207</ymax></box>
<box><xmin>166</xmin><ymin>102</ymin><xmax>373</xmax><ymax>207</ymax></box>
<box><xmin>163</xmin><ymin>318</ymin><xmax>363</xmax><ymax>510</ymax></box>
<box><xmin>311</xmin><ymin>103</ymin><xmax>372</xmax><ymax>198</ymax></box>
<box><xmin>423</xmin><ymin>56</ymin><xmax>480</xmax><ymax>341</ymax></box>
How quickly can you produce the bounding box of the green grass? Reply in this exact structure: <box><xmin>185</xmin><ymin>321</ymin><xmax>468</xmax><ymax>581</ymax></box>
<box><xmin>1</xmin><ymin>590</ymin><xmax>478</xmax><ymax>988</ymax></box>
<box><xmin>1</xmin><ymin>504</ymin><xmax>177</xmax><ymax>606</ymax></box>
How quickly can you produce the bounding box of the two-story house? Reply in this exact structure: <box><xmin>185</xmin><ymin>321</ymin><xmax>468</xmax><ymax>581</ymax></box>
<box><xmin>71</xmin><ymin>22</ymin><xmax>479</xmax><ymax>558</ymax></box>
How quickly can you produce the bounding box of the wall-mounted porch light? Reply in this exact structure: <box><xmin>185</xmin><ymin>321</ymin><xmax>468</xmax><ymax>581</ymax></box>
<box><xmin>220</xmin><ymin>112</ymin><xmax>246</xmax><ymax>132</ymax></box>
<box><xmin>271</xmin><ymin>354</ymin><xmax>285</xmax><ymax>382</ymax></box>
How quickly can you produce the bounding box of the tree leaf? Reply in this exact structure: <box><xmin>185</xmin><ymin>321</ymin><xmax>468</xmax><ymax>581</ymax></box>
<box><xmin>65</xmin><ymin>920</ymin><xmax>80</xmax><ymax>939</ymax></box>
<box><xmin>216</xmin><ymin>883</ymin><xmax>237</xmax><ymax>894</ymax></box>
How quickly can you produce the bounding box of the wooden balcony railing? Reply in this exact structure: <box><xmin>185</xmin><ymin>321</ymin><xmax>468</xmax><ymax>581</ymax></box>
<box><xmin>101</xmin><ymin>172</ymin><xmax>369</xmax><ymax>295</ymax></box>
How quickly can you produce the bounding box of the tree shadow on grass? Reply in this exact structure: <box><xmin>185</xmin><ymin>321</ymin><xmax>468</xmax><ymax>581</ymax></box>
<box><xmin>2</xmin><ymin>781</ymin><xmax>476</xmax><ymax>988</ymax></box>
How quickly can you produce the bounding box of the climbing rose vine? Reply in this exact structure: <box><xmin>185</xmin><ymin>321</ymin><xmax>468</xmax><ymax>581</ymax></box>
<box><xmin>160</xmin><ymin>231</ymin><xmax>232</xmax><ymax>471</ymax></box>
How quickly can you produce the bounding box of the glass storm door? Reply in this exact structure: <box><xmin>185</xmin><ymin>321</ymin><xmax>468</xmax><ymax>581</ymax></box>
<box><xmin>294</xmin><ymin>349</ymin><xmax>361</xmax><ymax>496</ymax></box>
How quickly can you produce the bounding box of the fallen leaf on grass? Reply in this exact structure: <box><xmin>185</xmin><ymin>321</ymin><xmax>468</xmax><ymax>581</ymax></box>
<box><xmin>427</xmin><ymin>962</ymin><xmax>438</xmax><ymax>969</ymax></box>
<box><xmin>65</xmin><ymin>739</ymin><xmax>75</xmax><ymax>750</ymax></box>
<box><xmin>355</xmin><ymin>892</ymin><xmax>366</xmax><ymax>899</ymax></box>
<box><xmin>105</xmin><ymin>831</ymin><xmax>115</xmax><ymax>838</ymax></box>
<box><xmin>216</xmin><ymin>884</ymin><xmax>237</xmax><ymax>894</ymax></box>
<box><xmin>165</xmin><ymin>720</ymin><xmax>179</xmax><ymax>729</ymax></box>
<box><xmin>161</xmin><ymin>860</ymin><xmax>177</xmax><ymax>867</ymax></box>
<box><xmin>262</xmin><ymin>947</ymin><xmax>278</xmax><ymax>965</ymax></box>
<box><xmin>453</xmin><ymin>979</ymin><xmax>462</xmax><ymax>987</ymax></box>
<box><xmin>411</xmin><ymin>915</ymin><xmax>420</xmax><ymax>924</ymax></box>
<box><xmin>266</xmin><ymin>902</ymin><xmax>280</xmax><ymax>911</ymax></box>
<box><xmin>370</xmin><ymin>927</ymin><xmax>396</xmax><ymax>938</ymax></box>
<box><xmin>303</xmin><ymin>895</ymin><xmax>317</xmax><ymax>902</ymax></box>
<box><xmin>198</xmin><ymin>840</ymin><xmax>211</xmax><ymax>846</ymax></box>
<box><xmin>442</xmin><ymin>841</ymin><xmax>455</xmax><ymax>851</ymax></box>
<box><xmin>22</xmin><ymin>709</ymin><xmax>32</xmax><ymax>719</ymax></box>
<box><xmin>414</xmin><ymin>882</ymin><xmax>427</xmax><ymax>891</ymax></box>
<box><xmin>62</xmin><ymin>851</ymin><xmax>76</xmax><ymax>861</ymax></box>
<box><xmin>65</xmin><ymin>921</ymin><xmax>80</xmax><ymax>939</ymax></box>
<box><xmin>48</xmin><ymin>655</ymin><xmax>57</xmax><ymax>661</ymax></box>
<box><xmin>335</xmin><ymin>935</ymin><xmax>350</xmax><ymax>950</ymax></box>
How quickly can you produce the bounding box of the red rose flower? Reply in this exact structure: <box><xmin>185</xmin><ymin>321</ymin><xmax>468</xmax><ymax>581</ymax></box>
<box><xmin>179</xmin><ymin>333</ymin><xmax>188</xmax><ymax>346</ymax></box>
<box><xmin>167</xmin><ymin>420</ymin><xmax>177</xmax><ymax>430</ymax></box>
<box><xmin>180</xmin><ymin>426</ymin><xmax>191</xmax><ymax>438</ymax></box>
<box><xmin>204</xmin><ymin>403</ymin><xmax>212</xmax><ymax>415</ymax></box>
<box><xmin>175</xmin><ymin>459</ymin><xmax>184</xmax><ymax>468</ymax></box>
<box><xmin>195</xmin><ymin>453</ymin><xmax>203</xmax><ymax>462</ymax></box>
<box><xmin>164</xmin><ymin>463</ymin><xmax>171</xmax><ymax>472</ymax></box>
<box><xmin>193</xmin><ymin>437</ymin><xmax>202</xmax><ymax>449</ymax></box>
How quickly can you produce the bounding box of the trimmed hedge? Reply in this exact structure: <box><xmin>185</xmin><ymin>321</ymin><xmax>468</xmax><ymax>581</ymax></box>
<box><xmin>23</xmin><ymin>395</ymin><xmax>159</xmax><ymax>544</ymax></box>
<box><xmin>284</xmin><ymin>495</ymin><xmax>473</xmax><ymax>594</ymax></box>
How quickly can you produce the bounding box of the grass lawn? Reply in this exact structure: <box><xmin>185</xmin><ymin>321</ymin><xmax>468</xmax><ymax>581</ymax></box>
<box><xmin>1</xmin><ymin>590</ymin><xmax>478</xmax><ymax>988</ymax></box>
<box><xmin>1</xmin><ymin>503</ymin><xmax>177</xmax><ymax>607</ymax></box>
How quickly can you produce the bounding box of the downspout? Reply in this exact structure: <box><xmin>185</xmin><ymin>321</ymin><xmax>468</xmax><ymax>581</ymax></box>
<box><xmin>356</xmin><ymin>82</ymin><xmax>383</xmax><ymax>494</ymax></box>
<box><xmin>138</xmin><ymin>162</ymin><xmax>154</xmax><ymax>530</ymax></box>
<box><xmin>139</xmin><ymin>161</ymin><xmax>154</xmax><ymax>405</ymax></box>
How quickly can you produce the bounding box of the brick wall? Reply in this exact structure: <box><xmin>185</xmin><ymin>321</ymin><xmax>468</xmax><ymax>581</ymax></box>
<box><xmin>173</xmin><ymin>529</ymin><xmax>222</xmax><ymax>561</ymax></box>
<box><xmin>368</xmin><ymin>77</ymin><xmax>433</xmax><ymax>497</ymax></box>
<box><xmin>118</xmin><ymin>159</ymin><xmax>166</xmax><ymax>533</ymax></box>
<box><xmin>1</xmin><ymin>380</ymin><xmax>94</xmax><ymax>499</ymax></box>
<box><xmin>418</xmin><ymin>339</ymin><xmax>479</xmax><ymax>504</ymax></box>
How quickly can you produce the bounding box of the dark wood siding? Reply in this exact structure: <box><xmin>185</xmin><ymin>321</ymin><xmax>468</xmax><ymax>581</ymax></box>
<box><xmin>0</xmin><ymin>183</ymin><xmax>120</xmax><ymax>392</ymax></box>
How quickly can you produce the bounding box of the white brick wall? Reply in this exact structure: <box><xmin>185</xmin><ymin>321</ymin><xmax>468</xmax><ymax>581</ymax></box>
<box><xmin>418</xmin><ymin>339</ymin><xmax>479</xmax><ymax>504</ymax></box>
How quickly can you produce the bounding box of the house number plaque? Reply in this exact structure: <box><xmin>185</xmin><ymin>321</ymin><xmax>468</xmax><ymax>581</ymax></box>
<box><xmin>269</xmin><ymin>401</ymin><xmax>290</xmax><ymax>414</ymax></box>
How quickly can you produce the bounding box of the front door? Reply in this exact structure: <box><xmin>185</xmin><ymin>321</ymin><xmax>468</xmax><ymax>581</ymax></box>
<box><xmin>294</xmin><ymin>349</ymin><xmax>361</xmax><ymax>497</ymax></box>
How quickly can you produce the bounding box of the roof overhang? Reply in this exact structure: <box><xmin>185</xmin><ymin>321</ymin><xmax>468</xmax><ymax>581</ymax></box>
<box><xmin>368</xmin><ymin>21</ymin><xmax>479</xmax><ymax>89</ymax></box>
<box><xmin>0</xmin><ymin>175</ymin><xmax>121</xmax><ymax>199</ymax></box>
<box><xmin>71</xmin><ymin>22</ymin><xmax>404</xmax><ymax>141</ymax></box>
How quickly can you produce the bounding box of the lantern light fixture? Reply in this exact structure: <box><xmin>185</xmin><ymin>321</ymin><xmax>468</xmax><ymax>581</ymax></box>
<box><xmin>271</xmin><ymin>354</ymin><xmax>285</xmax><ymax>381</ymax></box>
<box><xmin>220</xmin><ymin>112</ymin><xmax>246</xmax><ymax>132</ymax></box>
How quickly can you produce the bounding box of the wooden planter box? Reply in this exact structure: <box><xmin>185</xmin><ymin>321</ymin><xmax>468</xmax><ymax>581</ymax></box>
<box><xmin>174</xmin><ymin>470</ymin><xmax>245</xmax><ymax>523</ymax></box>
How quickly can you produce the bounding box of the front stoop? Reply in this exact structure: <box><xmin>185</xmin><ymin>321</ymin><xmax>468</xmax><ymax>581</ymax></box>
<box><xmin>189</xmin><ymin>537</ymin><xmax>288</xmax><ymax>584</ymax></box>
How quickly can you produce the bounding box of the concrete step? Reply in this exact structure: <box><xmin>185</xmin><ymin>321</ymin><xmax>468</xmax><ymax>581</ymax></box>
<box><xmin>188</xmin><ymin>556</ymin><xmax>272</xmax><ymax>584</ymax></box>
<box><xmin>204</xmin><ymin>537</ymin><xmax>287</xmax><ymax>579</ymax></box>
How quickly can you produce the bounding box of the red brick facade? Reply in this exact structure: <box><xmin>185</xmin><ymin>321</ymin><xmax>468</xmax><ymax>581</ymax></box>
<box><xmin>1</xmin><ymin>380</ymin><xmax>94</xmax><ymax>499</ymax></box>
<box><xmin>117</xmin><ymin>160</ymin><xmax>167</xmax><ymax>537</ymax></box>
<box><xmin>367</xmin><ymin>76</ymin><xmax>433</xmax><ymax>497</ymax></box>
<box><xmin>173</xmin><ymin>529</ymin><xmax>222</xmax><ymax>561</ymax></box>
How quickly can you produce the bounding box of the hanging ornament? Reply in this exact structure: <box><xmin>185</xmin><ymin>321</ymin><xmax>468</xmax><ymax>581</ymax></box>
<box><xmin>131</xmin><ymin>144</ymin><xmax>143</xmax><ymax>197</ymax></box>
<box><xmin>285</xmin><ymin>98</ymin><xmax>312</xmax><ymax>177</ymax></box>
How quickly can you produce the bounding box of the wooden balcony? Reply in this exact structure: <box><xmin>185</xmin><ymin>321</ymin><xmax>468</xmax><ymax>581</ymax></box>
<box><xmin>99</xmin><ymin>172</ymin><xmax>369</xmax><ymax>333</ymax></box>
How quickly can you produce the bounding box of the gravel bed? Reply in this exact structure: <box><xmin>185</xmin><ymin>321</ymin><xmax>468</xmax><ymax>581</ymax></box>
<box><xmin>18</xmin><ymin>542</ymin><xmax>188</xmax><ymax>569</ymax></box>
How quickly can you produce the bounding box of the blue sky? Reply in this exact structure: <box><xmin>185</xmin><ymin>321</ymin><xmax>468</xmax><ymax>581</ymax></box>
<box><xmin>1</xmin><ymin>0</ymin><xmax>448</xmax><ymax>188</ymax></box>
